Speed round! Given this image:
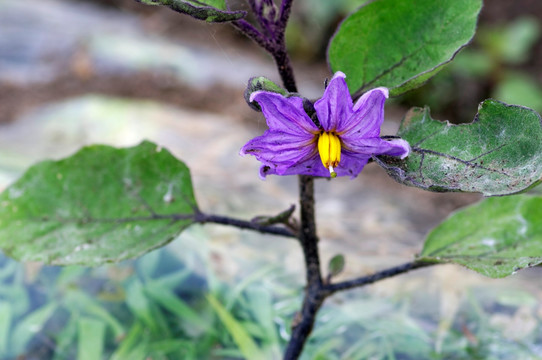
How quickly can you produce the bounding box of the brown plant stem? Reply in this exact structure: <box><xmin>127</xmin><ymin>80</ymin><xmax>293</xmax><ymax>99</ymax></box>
<box><xmin>283</xmin><ymin>176</ymin><xmax>327</xmax><ymax>359</ymax></box>
<box><xmin>325</xmin><ymin>260</ymin><xmax>435</xmax><ymax>293</ymax></box>
<box><xmin>195</xmin><ymin>212</ymin><xmax>296</xmax><ymax>239</ymax></box>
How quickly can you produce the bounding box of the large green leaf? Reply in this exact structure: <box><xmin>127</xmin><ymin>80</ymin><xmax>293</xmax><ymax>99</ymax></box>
<box><xmin>420</xmin><ymin>195</ymin><xmax>542</xmax><ymax>278</ymax></box>
<box><xmin>136</xmin><ymin>0</ymin><xmax>245</xmax><ymax>23</ymax></box>
<box><xmin>328</xmin><ymin>0</ymin><xmax>482</xmax><ymax>97</ymax></box>
<box><xmin>376</xmin><ymin>100</ymin><xmax>542</xmax><ymax>196</ymax></box>
<box><xmin>0</xmin><ymin>141</ymin><xmax>197</xmax><ymax>266</ymax></box>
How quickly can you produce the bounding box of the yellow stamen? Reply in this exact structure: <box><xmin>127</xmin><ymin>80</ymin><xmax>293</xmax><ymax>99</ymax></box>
<box><xmin>318</xmin><ymin>132</ymin><xmax>330</xmax><ymax>168</ymax></box>
<box><xmin>329</xmin><ymin>133</ymin><xmax>341</xmax><ymax>165</ymax></box>
<box><xmin>317</xmin><ymin>132</ymin><xmax>341</xmax><ymax>177</ymax></box>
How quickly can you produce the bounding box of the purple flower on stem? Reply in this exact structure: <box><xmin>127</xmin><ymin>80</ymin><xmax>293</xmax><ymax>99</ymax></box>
<box><xmin>241</xmin><ymin>72</ymin><xmax>410</xmax><ymax>179</ymax></box>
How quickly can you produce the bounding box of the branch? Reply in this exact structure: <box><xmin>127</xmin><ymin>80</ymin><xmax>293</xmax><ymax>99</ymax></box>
<box><xmin>297</xmin><ymin>176</ymin><xmax>322</xmax><ymax>285</ymax></box>
<box><xmin>230</xmin><ymin>19</ymin><xmax>271</xmax><ymax>52</ymax></box>
<box><xmin>324</xmin><ymin>260</ymin><xmax>435</xmax><ymax>293</ymax></box>
<box><xmin>231</xmin><ymin>0</ymin><xmax>297</xmax><ymax>92</ymax></box>
<box><xmin>195</xmin><ymin>212</ymin><xmax>296</xmax><ymax>238</ymax></box>
<box><xmin>272</xmin><ymin>49</ymin><xmax>297</xmax><ymax>93</ymax></box>
<box><xmin>283</xmin><ymin>175</ymin><xmax>324</xmax><ymax>359</ymax></box>
<box><xmin>284</xmin><ymin>281</ymin><xmax>328</xmax><ymax>360</ymax></box>
<box><xmin>40</xmin><ymin>211</ymin><xmax>296</xmax><ymax>239</ymax></box>
<box><xmin>279</xmin><ymin>0</ymin><xmax>294</xmax><ymax>28</ymax></box>
<box><xmin>272</xmin><ymin>0</ymin><xmax>297</xmax><ymax>92</ymax></box>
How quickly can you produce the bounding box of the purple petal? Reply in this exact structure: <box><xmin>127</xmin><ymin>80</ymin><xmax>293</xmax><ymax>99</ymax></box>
<box><xmin>241</xmin><ymin>130</ymin><xmax>317</xmax><ymax>175</ymax></box>
<box><xmin>250</xmin><ymin>91</ymin><xmax>319</xmax><ymax>135</ymax></box>
<box><xmin>314</xmin><ymin>72</ymin><xmax>353</xmax><ymax>131</ymax></box>
<box><xmin>334</xmin><ymin>151</ymin><xmax>370</xmax><ymax>178</ymax></box>
<box><xmin>259</xmin><ymin>153</ymin><xmax>329</xmax><ymax>178</ymax></box>
<box><xmin>380</xmin><ymin>138</ymin><xmax>411</xmax><ymax>158</ymax></box>
<box><xmin>342</xmin><ymin>137</ymin><xmax>410</xmax><ymax>158</ymax></box>
<box><xmin>336</xmin><ymin>87</ymin><xmax>388</xmax><ymax>137</ymax></box>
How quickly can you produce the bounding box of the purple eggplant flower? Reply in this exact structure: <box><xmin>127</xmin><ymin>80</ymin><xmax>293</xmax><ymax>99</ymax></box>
<box><xmin>241</xmin><ymin>72</ymin><xmax>410</xmax><ymax>179</ymax></box>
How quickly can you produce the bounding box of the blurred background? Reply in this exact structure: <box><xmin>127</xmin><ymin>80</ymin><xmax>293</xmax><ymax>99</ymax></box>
<box><xmin>1</xmin><ymin>0</ymin><xmax>542</xmax><ymax>359</ymax></box>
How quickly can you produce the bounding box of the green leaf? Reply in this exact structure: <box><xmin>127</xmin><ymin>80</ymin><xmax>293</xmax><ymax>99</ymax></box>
<box><xmin>53</xmin><ymin>317</ymin><xmax>79</xmax><ymax>358</ymax></box>
<box><xmin>147</xmin><ymin>339</ymin><xmax>195</xmax><ymax>357</ymax></box>
<box><xmin>144</xmin><ymin>282</ymin><xmax>207</xmax><ymax>334</ymax></box>
<box><xmin>493</xmin><ymin>72</ymin><xmax>542</xmax><ymax>113</ymax></box>
<box><xmin>12</xmin><ymin>303</ymin><xmax>57</xmax><ymax>353</ymax></box>
<box><xmin>0</xmin><ymin>141</ymin><xmax>198</xmax><ymax>266</ymax></box>
<box><xmin>479</xmin><ymin>17</ymin><xmax>541</xmax><ymax>65</ymax></box>
<box><xmin>0</xmin><ymin>302</ymin><xmax>12</xmax><ymax>355</ymax></box>
<box><xmin>328</xmin><ymin>0</ymin><xmax>482</xmax><ymax>97</ymax></box>
<box><xmin>126</xmin><ymin>279</ymin><xmax>165</xmax><ymax>334</ymax></box>
<box><xmin>136</xmin><ymin>0</ymin><xmax>245</xmax><ymax>23</ymax></box>
<box><xmin>77</xmin><ymin>317</ymin><xmax>106</xmax><ymax>360</ymax></box>
<box><xmin>376</xmin><ymin>100</ymin><xmax>542</xmax><ymax>196</ymax></box>
<box><xmin>420</xmin><ymin>195</ymin><xmax>542</xmax><ymax>278</ymax></box>
<box><xmin>207</xmin><ymin>294</ymin><xmax>266</xmax><ymax>360</ymax></box>
<box><xmin>110</xmin><ymin>322</ymin><xmax>147</xmax><ymax>360</ymax></box>
<box><xmin>64</xmin><ymin>290</ymin><xmax>125</xmax><ymax>338</ymax></box>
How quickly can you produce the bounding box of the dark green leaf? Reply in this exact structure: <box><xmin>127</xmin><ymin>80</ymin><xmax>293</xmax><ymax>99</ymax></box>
<box><xmin>376</xmin><ymin>100</ymin><xmax>542</xmax><ymax>196</ymax></box>
<box><xmin>420</xmin><ymin>195</ymin><xmax>542</xmax><ymax>278</ymax></box>
<box><xmin>328</xmin><ymin>0</ymin><xmax>482</xmax><ymax>97</ymax></box>
<box><xmin>0</xmin><ymin>141</ymin><xmax>198</xmax><ymax>266</ymax></box>
<box><xmin>136</xmin><ymin>0</ymin><xmax>245</xmax><ymax>23</ymax></box>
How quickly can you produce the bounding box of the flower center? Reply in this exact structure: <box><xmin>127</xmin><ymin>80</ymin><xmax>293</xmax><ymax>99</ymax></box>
<box><xmin>317</xmin><ymin>132</ymin><xmax>341</xmax><ymax>178</ymax></box>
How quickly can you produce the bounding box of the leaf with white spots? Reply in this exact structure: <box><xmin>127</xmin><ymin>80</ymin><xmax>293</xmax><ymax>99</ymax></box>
<box><xmin>420</xmin><ymin>195</ymin><xmax>542</xmax><ymax>278</ymax></box>
<box><xmin>0</xmin><ymin>141</ymin><xmax>198</xmax><ymax>266</ymax></box>
<box><xmin>376</xmin><ymin>100</ymin><xmax>542</xmax><ymax>196</ymax></box>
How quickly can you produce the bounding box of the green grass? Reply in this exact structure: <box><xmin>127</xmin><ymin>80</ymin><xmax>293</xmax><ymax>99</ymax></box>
<box><xmin>0</xmin><ymin>229</ymin><xmax>541</xmax><ymax>359</ymax></box>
